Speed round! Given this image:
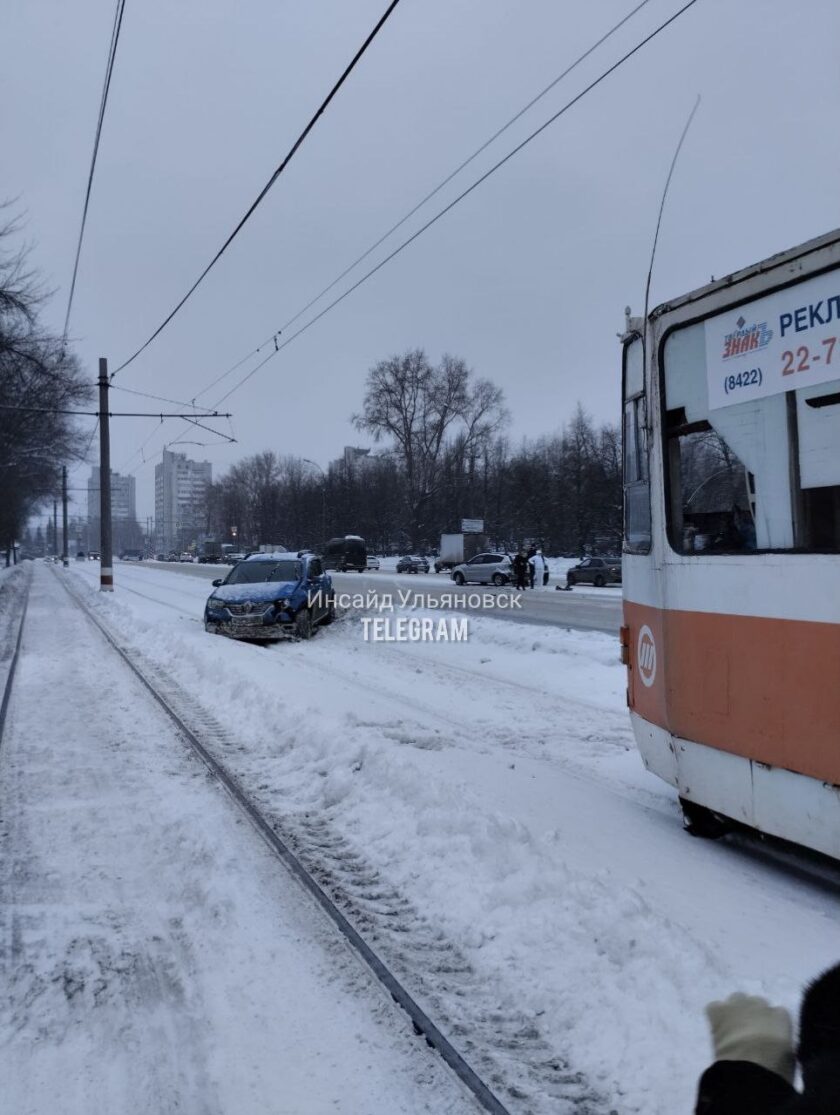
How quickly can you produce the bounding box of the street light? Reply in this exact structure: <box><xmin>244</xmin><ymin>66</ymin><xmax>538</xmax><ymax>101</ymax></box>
<box><xmin>303</xmin><ymin>459</ymin><xmax>327</xmax><ymax>546</ymax></box>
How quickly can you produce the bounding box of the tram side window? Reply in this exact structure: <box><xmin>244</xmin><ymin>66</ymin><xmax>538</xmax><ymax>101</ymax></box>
<box><xmin>663</xmin><ymin>322</ymin><xmax>840</xmax><ymax>554</ymax></box>
<box><xmin>623</xmin><ymin>337</ymin><xmax>651</xmax><ymax>553</ymax></box>
<box><xmin>665</xmin><ymin>416</ymin><xmax>756</xmax><ymax>553</ymax></box>
<box><xmin>797</xmin><ymin>386</ymin><xmax>840</xmax><ymax>551</ymax></box>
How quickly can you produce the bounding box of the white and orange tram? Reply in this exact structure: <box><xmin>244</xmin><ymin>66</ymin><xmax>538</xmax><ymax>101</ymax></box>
<box><xmin>621</xmin><ymin>228</ymin><xmax>840</xmax><ymax>858</ymax></box>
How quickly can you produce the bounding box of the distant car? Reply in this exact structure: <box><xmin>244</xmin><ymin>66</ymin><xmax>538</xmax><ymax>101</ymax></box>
<box><xmin>450</xmin><ymin>552</ymin><xmax>511</xmax><ymax>587</ymax></box>
<box><xmin>179</xmin><ymin>552</ymin><xmax>194</xmax><ymax>563</ymax></box>
<box><xmin>226</xmin><ymin>552</ymin><xmax>246</xmax><ymax>563</ymax></box>
<box><xmin>76</xmin><ymin>551</ymin><xmax>86</xmax><ymax>561</ymax></box>
<box><xmin>88</xmin><ymin>551</ymin><xmax>100</xmax><ymax>561</ymax></box>
<box><xmin>204</xmin><ymin>551</ymin><xmax>334</xmax><ymax>641</ymax></box>
<box><xmin>155</xmin><ymin>553</ymin><xmax>166</xmax><ymax>561</ymax></box>
<box><xmin>396</xmin><ymin>555</ymin><xmax>429</xmax><ymax>574</ymax></box>
<box><xmin>565</xmin><ymin>556</ymin><xmax>622</xmax><ymax>587</ymax></box>
<box><xmin>366</xmin><ymin>555</ymin><xmax>380</xmax><ymax>571</ymax></box>
<box><xmin>166</xmin><ymin>552</ymin><xmax>179</xmax><ymax>562</ymax></box>
<box><xmin>120</xmin><ymin>549</ymin><xmax>143</xmax><ymax>561</ymax></box>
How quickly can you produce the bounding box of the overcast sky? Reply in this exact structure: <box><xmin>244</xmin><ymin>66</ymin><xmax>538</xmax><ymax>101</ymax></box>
<box><xmin>5</xmin><ymin>0</ymin><xmax>840</xmax><ymax>524</ymax></box>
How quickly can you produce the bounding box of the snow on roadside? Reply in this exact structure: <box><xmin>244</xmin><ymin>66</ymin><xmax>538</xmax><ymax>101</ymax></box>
<box><xmin>63</xmin><ymin>564</ymin><xmax>840</xmax><ymax>1114</ymax></box>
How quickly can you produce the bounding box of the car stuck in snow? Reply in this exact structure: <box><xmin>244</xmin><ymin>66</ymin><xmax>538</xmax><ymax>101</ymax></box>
<box><xmin>204</xmin><ymin>551</ymin><xmax>335</xmax><ymax>640</ymax></box>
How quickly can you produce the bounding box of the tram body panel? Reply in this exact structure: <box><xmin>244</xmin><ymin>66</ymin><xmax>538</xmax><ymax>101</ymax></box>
<box><xmin>622</xmin><ymin>228</ymin><xmax>840</xmax><ymax>856</ymax></box>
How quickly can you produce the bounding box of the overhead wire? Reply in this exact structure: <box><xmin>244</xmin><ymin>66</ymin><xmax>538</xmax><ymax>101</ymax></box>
<box><xmin>215</xmin><ymin>0</ymin><xmax>703</xmax><ymax>408</ymax></box>
<box><xmin>188</xmin><ymin>0</ymin><xmax>655</xmax><ymax>405</ymax></box>
<box><xmin>111</xmin><ymin>383</ymin><xmax>216</xmax><ymax>409</ymax></box>
<box><xmin>111</xmin><ymin>0</ymin><xmax>403</xmax><ymax>378</ymax></box>
<box><xmin>62</xmin><ymin>0</ymin><xmax>127</xmax><ymax>343</ymax></box>
<box><xmin>114</xmin><ymin>0</ymin><xmax>701</xmax><ymax>477</ymax></box>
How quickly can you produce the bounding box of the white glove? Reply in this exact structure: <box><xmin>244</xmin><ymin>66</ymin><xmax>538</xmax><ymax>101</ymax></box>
<box><xmin>705</xmin><ymin>993</ymin><xmax>795</xmax><ymax>1084</ymax></box>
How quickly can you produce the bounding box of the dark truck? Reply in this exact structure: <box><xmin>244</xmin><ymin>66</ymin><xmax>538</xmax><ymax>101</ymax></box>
<box><xmin>198</xmin><ymin>539</ymin><xmax>223</xmax><ymax>564</ymax></box>
<box><xmin>322</xmin><ymin>535</ymin><xmax>367</xmax><ymax>572</ymax></box>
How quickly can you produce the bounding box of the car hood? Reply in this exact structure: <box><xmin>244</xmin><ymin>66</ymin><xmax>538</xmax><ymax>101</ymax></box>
<box><xmin>209</xmin><ymin>580</ymin><xmax>299</xmax><ymax>605</ymax></box>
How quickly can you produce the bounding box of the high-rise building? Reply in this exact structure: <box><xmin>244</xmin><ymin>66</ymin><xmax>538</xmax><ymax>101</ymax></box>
<box><xmin>87</xmin><ymin>467</ymin><xmax>138</xmax><ymax>551</ymax></box>
<box><xmin>329</xmin><ymin>445</ymin><xmax>373</xmax><ymax>476</ymax></box>
<box><xmin>154</xmin><ymin>449</ymin><xmax>212</xmax><ymax>555</ymax></box>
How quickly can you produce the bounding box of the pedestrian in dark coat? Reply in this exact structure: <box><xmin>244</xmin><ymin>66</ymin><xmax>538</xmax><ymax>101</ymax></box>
<box><xmin>526</xmin><ymin>545</ymin><xmax>537</xmax><ymax>589</ymax></box>
<box><xmin>512</xmin><ymin>550</ymin><xmax>528</xmax><ymax>591</ymax></box>
<box><xmin>695</xmin><ymin>961</ymin><xmax>840</xmax><ymax>1114</ymax></box>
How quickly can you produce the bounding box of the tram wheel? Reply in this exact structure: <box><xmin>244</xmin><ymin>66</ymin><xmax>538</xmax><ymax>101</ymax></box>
<box><xmin>679</xmin><ymin>797</ymin><xmax>730</xmax><ymax>840</ymax></box>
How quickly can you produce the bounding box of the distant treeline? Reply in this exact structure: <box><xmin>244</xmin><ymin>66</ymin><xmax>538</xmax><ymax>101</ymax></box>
<box><xmin>208</xmin><ymin>350</ymin><xmax>621</xmax><ymax>555</ymax></box>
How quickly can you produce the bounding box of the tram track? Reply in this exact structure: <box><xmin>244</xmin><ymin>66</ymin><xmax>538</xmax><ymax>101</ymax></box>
<box><xmin>52</xmin><ymin>568</ymin><xmax>606</xmax><ymax>1115</ymax></box>
<box><xmin>0</xmin><ymin>568</ymin><xmax>32</xmax><ymax>747</ymax></box>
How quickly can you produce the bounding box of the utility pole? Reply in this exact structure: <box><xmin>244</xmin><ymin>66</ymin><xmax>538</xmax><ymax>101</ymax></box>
<box><xmin>98</xmin><ymin>358</ymin><xmax>113</xmax><ymax>591</ymax></box>
<box><xmin>62</xmin><ymin>465</ymin><xmax>69</xmax><ymax>567</ymax></box>
<box><xmin>303</xmin><ymin>459</ymin><xmax>327</xmax><ymax>545</ymax></box>
<box><xmin>53</xmin><ymin>500</ymin><xmax>58</xmax><ymax>558</ymax></box>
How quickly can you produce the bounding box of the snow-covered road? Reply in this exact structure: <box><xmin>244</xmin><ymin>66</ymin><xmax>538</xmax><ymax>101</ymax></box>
<box><xmin>3</xmin><ymin>559</ymin><xmax>838</xmax><ymax>1114</ymax></box>
<box><xmin>0</xmin><ymin>565</ymin><xmax>478</xmax><ymax>1115</ymax></box>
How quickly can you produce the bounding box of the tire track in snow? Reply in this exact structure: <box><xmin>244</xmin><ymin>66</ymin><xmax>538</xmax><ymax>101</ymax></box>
<box><xmin>55</xmin><ymin>569</ymin><xmax>613</xmax><ymax>1115</ymax></box>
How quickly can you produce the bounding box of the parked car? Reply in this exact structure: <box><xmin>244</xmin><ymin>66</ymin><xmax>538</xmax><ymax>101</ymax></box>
<box><xmin>154</xmin><ymin>553</ymin><xmax>166</xmax><ymax>561</ymax></box>
<box><xmin>451</xmin><ymin>552</ymin><xmax>511</xmax><ymax>586</ymax></box>
<box><xmin>204</xmin><ymin>551</ymin><xmax>334</xmax><ymax>640</ymax></box>
<box><xmin>225</xmin><ymin>551</ymin><xmax>246</xmax><ymax>563</ymax></box>
<box><xmin>120</xmin><ymin>549</ymin><xmax>143</xmax><ymax>561</ymax></box>
<box><xmin>75</xmin><ymin>551</ymin><xmax>86</xmax><ymax>561</ymax></box>
<box><xmin>396</xmin><ymin>555</ymin><xmax>430</xmax><ymax>574</ymax></box>
<box><xmin>366</xmin><ymin>555</ymin><xmax>380</xmax><ymax>571</ymax></box>
<box><xmin>179</xmin><ymin>552</ymin><xmax>194</xmax><ymax>563</ymax></box>
<box><xmin>566</xmin><ymin>556</ymin><xmax>622</xmax><ymax>587</ymax></box>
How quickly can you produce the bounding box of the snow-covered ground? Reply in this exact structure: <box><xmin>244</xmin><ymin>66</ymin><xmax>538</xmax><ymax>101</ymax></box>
<box><xmin>3</xmin><ymin>559</ymin><xmax>838</xmax><ymax>1114</ymax></box>
<box><xmin>0</xmin><ymin>565</ymin><xmax>477</xmax><ymax>1115</ymax></box>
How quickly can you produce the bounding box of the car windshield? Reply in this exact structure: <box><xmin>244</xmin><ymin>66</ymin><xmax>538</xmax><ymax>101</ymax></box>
<box><xmin>226</xmin><ymin>560</ymin><xmax>302</xmax><ymax>585</ymax></box>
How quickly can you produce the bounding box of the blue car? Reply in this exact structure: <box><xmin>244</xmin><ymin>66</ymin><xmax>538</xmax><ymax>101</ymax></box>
<box><xmin>204</xmin><ymin>551</ymin><xmax>335</xmax><ymax>640</ymax></box>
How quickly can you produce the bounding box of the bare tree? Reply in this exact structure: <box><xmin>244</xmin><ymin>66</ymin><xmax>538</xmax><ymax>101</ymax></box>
<box><xmin>353</xmin><ymin>349</ymin><xmax>506</xmax><ymax>547</ymax></box>
<box><xmin>0</xmin><ymin>212</ymin><xmax>91</xmax><ymax>561</ymax></box>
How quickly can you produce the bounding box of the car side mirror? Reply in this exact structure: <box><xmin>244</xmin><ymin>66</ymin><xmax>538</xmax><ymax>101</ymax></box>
<box><xmin>212</xmin><ymin>578</ymin><xmax>222</xmax><ymax>587</ymax></box>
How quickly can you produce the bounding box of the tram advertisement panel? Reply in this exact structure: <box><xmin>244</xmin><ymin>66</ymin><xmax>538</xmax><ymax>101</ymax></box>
<box><xmin>704</xmin><ymin>266</ymin><xmax>840</xmax><ymax>409</ymax></box>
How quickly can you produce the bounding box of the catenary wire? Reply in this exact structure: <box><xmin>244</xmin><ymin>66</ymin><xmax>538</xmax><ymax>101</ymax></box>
<box><xmin>215</xmin><ymin>0</ymin><xmax>703</xmax><ymax>407</ymax></box>
<box><xmin>114</xmin><ymin>0</ymin><xmax>700</xmax><ymax>477</ymax></box>
<box><xmin>111</xmin><ymin>0</ymin><xmax>402</xmax><ymax>378</ymax></box>
<box><xmin>62</xmin><ymin>0</ymin><xmax>127</xmax><ymax>343</ymax></box>
<box><xmin>111</xmin><ymin>383</ymin><xmax>216</xmax><ymax>409</ymax></box>
<box><xmin>189</xmin><ymin>0</ymin><xmax>655</xmax><ymax>404</ymax></box>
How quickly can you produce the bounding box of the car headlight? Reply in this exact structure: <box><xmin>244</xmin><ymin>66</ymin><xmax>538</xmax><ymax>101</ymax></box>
<box><xmin>208</xmin><ymin>596</ymin><xmax>226</xmax><ymax>609</ymax></box>
<box><xmin>275</xmin><ymin>597</ymin><xmax>290</xmax><ymax>609</ymax></box>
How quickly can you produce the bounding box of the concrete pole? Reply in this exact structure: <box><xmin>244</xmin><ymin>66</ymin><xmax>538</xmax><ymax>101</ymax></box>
<box><xmin>62</xmin><ymin>465</ymin><xmax>69</xmax><ymax>567</ymax></box>
<box><xmin>98</xmin><ymin>358</ymin><xmax>113</xmax><ymax>591</ymax></box>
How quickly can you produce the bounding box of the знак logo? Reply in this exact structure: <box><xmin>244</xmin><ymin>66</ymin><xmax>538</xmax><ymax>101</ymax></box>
<box><xmin>722</xmin><ymin>315</ymin><xmax>773</xmax><ymax>360</ymax></box>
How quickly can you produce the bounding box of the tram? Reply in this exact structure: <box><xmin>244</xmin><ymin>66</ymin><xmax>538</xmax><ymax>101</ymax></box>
<box><xmin>620</xmin><ymin>228</ymin><xmax>840</xmax><ymax>858</ymax></box>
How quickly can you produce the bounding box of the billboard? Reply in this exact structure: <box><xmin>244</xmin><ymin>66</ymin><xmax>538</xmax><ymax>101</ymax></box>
<box><xmin>704</xmin><ymin>267</ymin><xmax>840</xmax><ymax>410</ymax></box>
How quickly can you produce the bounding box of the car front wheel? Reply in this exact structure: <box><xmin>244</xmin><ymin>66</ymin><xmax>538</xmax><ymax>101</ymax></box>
<box><xmin>491</xmin><ymin>573</ymin><xmax>506</xmax><ymax>586</ymax></box>
<box><xmin>566</xmin><ymin>573</ymin><xmax>576</xmax><ymax>586</ymax></box>
<box><xmin>594</xmin><ymin>574</ymin><xmax>606</xmax><ymax>587</ymax></box>
<box><xmin>453</xmin><ymin>572</ymin><xmax>465</xmax><ymax>586</ymax></box>
<box><xmin>294</xmin><ymin>608</ymin><xmax>314</xmax><ymax>640</ymax></box>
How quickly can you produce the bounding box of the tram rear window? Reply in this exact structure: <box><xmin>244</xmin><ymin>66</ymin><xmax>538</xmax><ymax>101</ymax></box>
<box><xmin>662</xmin><ymin>323</ymin><xmax>840</xmax><ymax>554</ymax></box>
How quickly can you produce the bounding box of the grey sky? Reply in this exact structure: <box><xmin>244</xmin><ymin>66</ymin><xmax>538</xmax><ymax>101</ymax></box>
<box><xmin>5</xmin><ymin>0</ymin><xmax>840</xmax><ymax>524</ymax></box>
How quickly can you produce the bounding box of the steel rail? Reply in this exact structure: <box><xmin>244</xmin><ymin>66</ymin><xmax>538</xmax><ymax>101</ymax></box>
<box><xmin>55</xmin><ymin>572</ymin><xmax>514</xmax><ymax>1115</ymax></box>
<box><xmin>0</xmin><ymin>570</ymin><xmax>32</xmax><ymax>747</ymax></box>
